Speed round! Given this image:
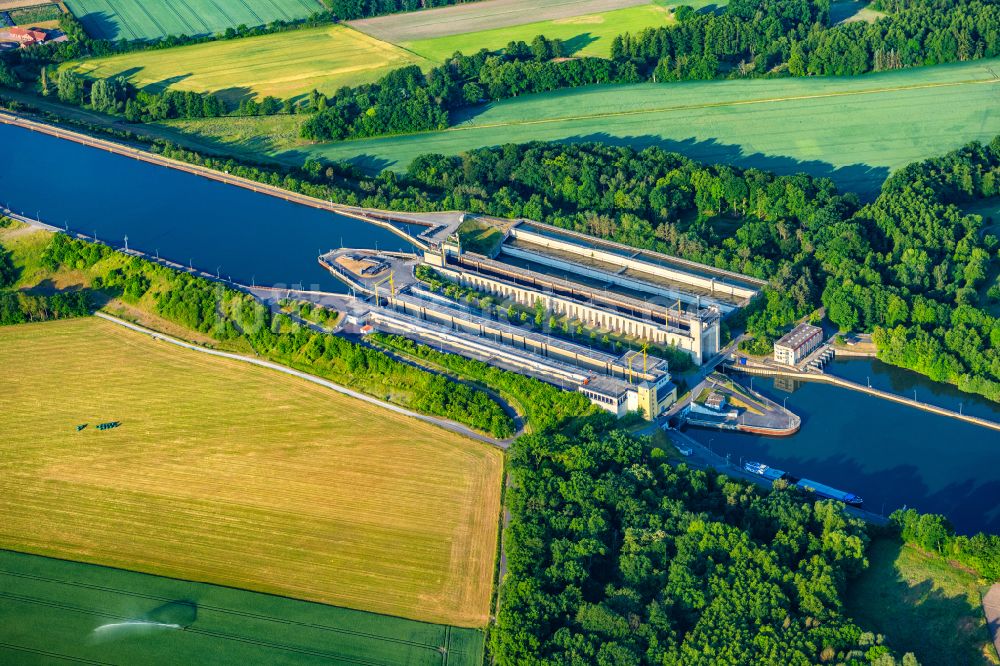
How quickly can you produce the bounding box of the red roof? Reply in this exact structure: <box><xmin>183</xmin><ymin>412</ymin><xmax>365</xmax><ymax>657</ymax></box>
<box><xmin>8</xmin><ymin>27</ymin><xmax>48</xmax><ymax>45</ymax></box>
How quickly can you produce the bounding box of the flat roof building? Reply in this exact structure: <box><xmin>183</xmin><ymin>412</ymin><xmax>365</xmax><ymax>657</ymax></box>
<box><xmin>773</xmin><ymin>323</ymin><xmax>823</xmax><ymax>366</ymax></box>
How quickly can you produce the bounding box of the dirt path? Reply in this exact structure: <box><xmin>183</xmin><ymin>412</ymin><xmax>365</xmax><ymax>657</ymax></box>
<box><xmin>984</xmin><ymin>583</ymin><xmax>1000</xmax><ymax>660</ymax></box>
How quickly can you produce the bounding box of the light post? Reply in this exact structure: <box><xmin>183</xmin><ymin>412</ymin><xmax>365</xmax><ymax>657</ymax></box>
<box><xmin>216</xmin><ymin>266</ymin><xmax>222</xmax><ymax>279</ymax></box>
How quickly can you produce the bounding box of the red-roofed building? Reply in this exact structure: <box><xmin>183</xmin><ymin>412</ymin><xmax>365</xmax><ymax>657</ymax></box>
<box><xmin>8</xmin><ymin>27</ymin><xmax>49</xmax><ymax>47</ymax></box>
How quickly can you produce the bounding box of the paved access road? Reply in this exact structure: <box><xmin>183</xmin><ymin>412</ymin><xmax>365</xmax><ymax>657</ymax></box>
<box><xmin>985</xmin><ymin>584</ymin><xmax>1000</xmax><ymax>660</ymax></box>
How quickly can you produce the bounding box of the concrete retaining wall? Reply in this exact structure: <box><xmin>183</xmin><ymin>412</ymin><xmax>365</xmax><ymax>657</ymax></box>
<box><xmin>511</xmin><ymin>226</ymin><xmax>759</xmax><ymax>301</ymax></box>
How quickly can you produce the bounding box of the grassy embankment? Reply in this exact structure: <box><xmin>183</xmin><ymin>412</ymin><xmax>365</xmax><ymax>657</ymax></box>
<box><xmin>0</xmin><ymin>222</ymin><xmax>503</xmax><ymax>628</ymax></box>
<box><xmin>847</xmin><ymin>538</ymin><xmax>1000</xmax><ymax>665</ymax></box>
<box><xmin>0</xmin><ymin>549</ymin><xmax>486</xmax><ymax>665</ymax></box>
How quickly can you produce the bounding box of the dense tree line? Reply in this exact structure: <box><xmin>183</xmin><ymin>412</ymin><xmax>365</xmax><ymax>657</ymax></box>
<box><xmin>141</xmin><ymin>129</ymin><xmax>1000</xmax><ymax>402</ymax></box>
<box><xmin>493</xmin><ymin>416</ymin><xmax>916</xmax><ymax>664</ymax></box>
<box><xmin>613</xmin><ymin>0</ymin><xmax>999</xmax><ymax>79</ymax></box>
<box><xmin>891</xmin><ymin>508</ymin><xmax>1000</xmax><ymax>580</ymax></box>
<box><xmin>2</xmin><ymin>12</ymin><xmax>324</xmax><ymax>120</ymax></box>
<box><xmin>305</xmin><ymin>0</ymin><xmax>997</xmax><ymax>141</ymax></box>
<box><xmin>32</xmin><ymin>232</ymin><xmax>514</xmax><ymax>437</ymax></box>
<box><xmin>2</xmin><ymin>0</ymin><xmax>994</xmax><ymax>140</ymax></box>
<box><xmin>372</xmin><ymin>332</ymin><xmax>593</xmax><ymax>432</ymax></box>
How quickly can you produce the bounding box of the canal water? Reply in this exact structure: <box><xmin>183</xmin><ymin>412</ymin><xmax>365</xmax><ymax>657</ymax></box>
<box><xmin>4</xmin><ymin>121</ymin><xmax>998</xmax><ymax>533</ymax></box>
<box><xmin>0</xmin><ymin>122</ymin><xmax>413</xmax><ymax>292</ymax></box>
<box><xmin>685</xmin><ymin>358</ymin><xmax>1000</xmax><ymax>535</ymax></box>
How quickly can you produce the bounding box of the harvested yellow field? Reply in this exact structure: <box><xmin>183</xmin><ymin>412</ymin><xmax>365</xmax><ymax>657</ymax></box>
<box><xmin>66</xmin><ymin>24</ymin><xmax>432</xmax><ymax>100</ymax></box>
<box><xmin>0</xmin><ymin>317</ymin><xmax>503</xmax><ymax>627</ymax></box>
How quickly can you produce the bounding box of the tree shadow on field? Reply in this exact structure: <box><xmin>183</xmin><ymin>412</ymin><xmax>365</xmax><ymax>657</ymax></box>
<box><xmin>107</xmin><ymin>66</ymin><xmax>145</xmax><ymax>83</ymax></box>
<box><xmin>846</xmin><ymin>539</ymin><xmax>994</xmax><ymax>666</ymax></box>
<box><xmin>696</xmin><ymin>3</ymin><xmax>728</xmax><ymax>16</ymax></box>
<box><xmin>213</xmin><ymin>86</ymin><xmax>256</xmax><ymax>106</ymax></box>
<box><xmin>280</xmin><ymin>149</ymin><xmax>394</xmax><ymax>175</ymax></box>
<box><xmin>145</xmin><ymin>73</ymin><xmax>194</xmax><ymax>95</ymax></box>
<box><xmin>561</xmin><ymin>33</ymin><xmax>598</xmax><ymax>57</ymax></box>
<box><xmin>556</xmin><ymin>133</ymin><xmax>891</xmax><ymax>200</ymax></box>
<box><xmin>74</xmin><ymin>11</ymin><xmax>123</xmax><ymax>41</ymax></box>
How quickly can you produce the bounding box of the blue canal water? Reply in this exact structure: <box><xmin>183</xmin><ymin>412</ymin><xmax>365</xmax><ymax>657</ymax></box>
<box><xmin>0</xmin><ymin>123</ymin><xmax>412</xmax><ymax>292</ymax></box>
<box><xmin>3</xmin><ymin>121</ymin><xmax>998</xmax><ymax>533</ymax></box>
<box><xmin>685</xmin><ymin>359</ymin><xmax>1000</xmax><ymax>535</ymax></box>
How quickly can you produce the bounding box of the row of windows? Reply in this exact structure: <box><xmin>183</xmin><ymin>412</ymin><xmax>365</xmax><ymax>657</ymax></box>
<box><xmin>582</xmin><ymin>389</ymin><xmax>626</xmax><ymax>405</ymax></box>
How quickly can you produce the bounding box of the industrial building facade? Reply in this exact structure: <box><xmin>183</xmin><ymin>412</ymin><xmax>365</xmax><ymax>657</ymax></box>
<box><xmin>321</xmin><ymin>214</ymin><xmax>763</xmax><ymax>420</ymax></box>
<box><xmin>773</xmin><ymin>323</ymin><xmax>824</xmax><ymax>365</ymax></box>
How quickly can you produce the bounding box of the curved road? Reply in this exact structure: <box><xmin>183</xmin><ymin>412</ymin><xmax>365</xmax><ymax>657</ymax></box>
<box><xmin>94</xmin><ymin>312</ymin><xmax>510</xmax><ymax>449</ymax></box>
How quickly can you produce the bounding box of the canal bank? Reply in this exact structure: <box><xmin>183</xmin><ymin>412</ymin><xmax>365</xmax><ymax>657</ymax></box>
<box><xmin>684</xmin><ymin>359</ymin><xmax>1000</xmax><ymax>535</ymax></box>
<box><xmin>0</xmin><ymin>121</ymin><xmax>415</xmax><ymax>292</ymax></box>
<box><xmin>725</xmin><ymin>361</ymin><xmax>1000</xmax><ymax>433</ymax></box>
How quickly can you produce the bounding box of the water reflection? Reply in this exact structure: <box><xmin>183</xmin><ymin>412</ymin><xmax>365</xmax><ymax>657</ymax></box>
<box><xmin>0</xmin><ymin>123</ymin><xmax>412</xmax><ymax>292</ymax></box>
<box><xmin>686</xmin><ymin>362</ymin><xmax>1000</xmax><ymax>535</ymax></box>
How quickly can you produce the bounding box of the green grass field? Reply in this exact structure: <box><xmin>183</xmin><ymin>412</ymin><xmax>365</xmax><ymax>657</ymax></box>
<box><xmin>65</xmin><ymin>0</ymin><xmax>325</xmax><ymax>41</ymax></box>
<box><xmin>0</xmin><ymin>316</ymin><xmax>503</xmax><ymax>627</ymax></box>
<box><xmin>66</xmin><ymin>24</ymin><xmax>431</xmax><ymax>101</ymax></box>
<box><xmin>846</xmin><ymin>539</ymin><xmax>999</xmax><ymax>665</ymax></box>
<box><xmin>0</xmin><ymin>549</ymin><xmax>486</xmax><ymax>665</ymax></box>
<box><xmin>401</xmin><ymin>3</ymin><xmax>675</xmax><ymax>61</ymax></box>
<box><xmin>290</xmin><ymin>58</ymin><xmax>1000</xmax><ymax>198</ymax></box>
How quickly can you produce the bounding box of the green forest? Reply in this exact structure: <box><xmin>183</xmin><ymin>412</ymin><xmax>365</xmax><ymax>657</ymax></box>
<box><xmin>496</xmin><ymin>416</ymin><xmax>907</xmax><ymax>664</ymax></box>
<box><xmin>1</xmin><ymin>0</ymin><xmax>996</xmax><ymax>141</ymax></box>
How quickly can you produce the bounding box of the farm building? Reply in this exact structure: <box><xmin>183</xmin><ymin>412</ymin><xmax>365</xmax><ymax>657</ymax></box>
<box><xmin>7</xmin><ymin>26</ymin><xmax>48</xmax><ymax>46</ymax></box>
<box><xmin>773</xmin><ymin>323</ymin><xmax>823</xmax><ymax>365</ymax></box>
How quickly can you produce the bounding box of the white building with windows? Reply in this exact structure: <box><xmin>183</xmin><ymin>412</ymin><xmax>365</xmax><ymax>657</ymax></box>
<box><xmin>773</xmin><ymin>323</ymin><xmax>823</xmax><ymax>365</ymax></box>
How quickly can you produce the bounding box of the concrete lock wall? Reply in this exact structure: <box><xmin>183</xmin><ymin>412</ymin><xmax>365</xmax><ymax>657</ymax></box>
<box><xmin>511</xmin><ymin>227</ymin><xmax>759</xmax><ymax>301</ymax></box>
<box><xmin>439</xmin><ymin>268</ymin><xmax>719</xmax><ymax>365</ymax></box>
<box><xmin>501</xmin><ymin>245</ymin><xmax>739</xmax><ymax>314</ymax></box>
<box><xmin>393</xmin><ymin>295</ymin><xmax>621</xmax><ymax>374</ymax></box>
<box><xmin>438</xmin><ymin>265</ymin><xmax>708</xmax><ymax>364</ymax></box>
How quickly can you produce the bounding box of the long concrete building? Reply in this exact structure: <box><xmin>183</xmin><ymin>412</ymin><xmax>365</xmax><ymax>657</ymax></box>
<box><xmin>319</xmin><ymin>214</ymin><xmax>762</xmax><ymax>419</ymax></box>
<box><xmin>423</xmin><ymin>220</ymin><xmax>763</xmax><ymax>365</ymax></box>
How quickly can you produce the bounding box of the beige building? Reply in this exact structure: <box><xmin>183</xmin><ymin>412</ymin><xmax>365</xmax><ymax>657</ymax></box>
<box><xmin>773</xmin><ymin>323</ymin><xmax>823</xmax><ymax>365</ymax></box>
